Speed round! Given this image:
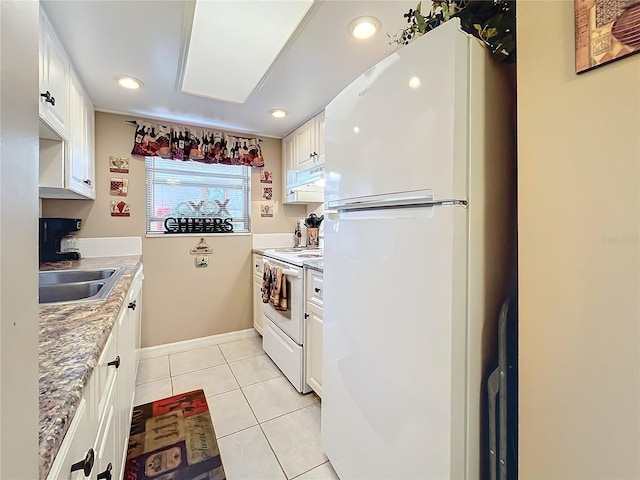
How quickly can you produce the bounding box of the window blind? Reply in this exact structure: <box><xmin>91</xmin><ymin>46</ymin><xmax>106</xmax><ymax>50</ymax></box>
<box><xmin>145</xmin><ymin>156</ymin><xmax>251</xmax><ymax>235</ymax></box>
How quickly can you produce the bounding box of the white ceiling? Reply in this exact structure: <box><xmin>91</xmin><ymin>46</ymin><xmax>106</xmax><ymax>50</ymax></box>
<box><xmin>40</xmin><ymin>0</ymin><xmax>415</xmax><ymax>138</ymax></box>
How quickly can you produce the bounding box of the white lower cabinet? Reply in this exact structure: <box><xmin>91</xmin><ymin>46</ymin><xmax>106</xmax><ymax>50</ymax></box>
<box><xmin>252</xmin><ymin>254</ymin><xmax>264</xmax><ymax>335</ymax></box>
<box><xmin>46</xmin><ymin>396</ymin><xmax>95</xmax><ymax>480</ymax></box>
<box><xmin>117</xmin><ymin>267</ymin><xmax>143</xmax><ymax>477</ymax></box>
<box><xmin>304</xmin><ymin>268</ymin><xmax>324</xmax><ymax>397</ymax></box>
<box><xmin>47</xmin><ymin>267</ymin><xmax>143</xmax><ymax>480</ymax></box>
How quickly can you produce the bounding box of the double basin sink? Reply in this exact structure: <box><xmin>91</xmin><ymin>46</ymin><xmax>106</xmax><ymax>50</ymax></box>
<box><xmin>39</xmin><ymin>267</ymin><xmax>125</xmax><ymax>304</ymax></box>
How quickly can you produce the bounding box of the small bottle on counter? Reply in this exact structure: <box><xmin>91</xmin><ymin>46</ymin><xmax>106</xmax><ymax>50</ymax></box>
<box><xmin>294</xmin><ymin>221</ymin><xmax>301</xmax><ymax>247</ymax></box>
<box><xmin>299</xmin><ymin>218</ymin><xmax>307</xmax><ymax>247</ymax></box>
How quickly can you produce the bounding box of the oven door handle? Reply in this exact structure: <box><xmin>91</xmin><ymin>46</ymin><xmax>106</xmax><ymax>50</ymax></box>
<box><xmin>263</xmin><ymin>260</ymin><xmax>303</xmax><ymax>278</ymax></box>
<box><xmin>281</xmin><ymin>268</ymin><xmax>302</xmax><ymax>278</ymax></box>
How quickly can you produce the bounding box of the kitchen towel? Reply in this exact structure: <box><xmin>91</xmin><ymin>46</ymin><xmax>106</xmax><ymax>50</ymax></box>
<box><xmin>269</xmin><ymin>266</ymin><xmax>288</xmax><ymax>311</ymax></box>
<box><xmin>124</xmin><ymin>389</ymin><xmax>225</xmax><ymax>480</ymax></box>
<box><xmin>262</xmin><ymin>261</ymin><xmax>271</xmax><ymax>303</ymax></box>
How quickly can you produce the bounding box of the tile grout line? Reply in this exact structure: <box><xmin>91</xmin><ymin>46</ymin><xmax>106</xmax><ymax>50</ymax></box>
<box><xmin>227</xmin><ymin>347</ymin><xmax>289</xmax><ymax>479</ymax></box>
<box><xmin>257</xmin><ymin>419</ymin><xmax>290</xmax><ymax>479</ymax></box>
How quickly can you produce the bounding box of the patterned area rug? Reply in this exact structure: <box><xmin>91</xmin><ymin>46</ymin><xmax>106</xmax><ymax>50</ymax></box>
<box><xmin>124</xmin><ymin>389</ymin><xmax>226</xmax><ymax>480</ymax></box>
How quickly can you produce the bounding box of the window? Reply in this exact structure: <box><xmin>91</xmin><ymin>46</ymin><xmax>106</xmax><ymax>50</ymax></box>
<box><xmin>145</xmin><ymin>157</ymin><xmax>251</xmax><ymax>235</ymax></box>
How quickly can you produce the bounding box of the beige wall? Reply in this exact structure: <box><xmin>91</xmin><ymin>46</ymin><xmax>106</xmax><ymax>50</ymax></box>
<box><xmin>43</xmin><ymin>112</ymin><xmax>306</xmax><ymax>346</ymax></box>
<box><xmin>1</xmin><ymin>1</ymin><xmax>40</xmax><ymax>477</ymax></box>
<box><xmin>518</xmin><ymin>1</ymin><xmax>640</xmax><ymax>477</ymax></box>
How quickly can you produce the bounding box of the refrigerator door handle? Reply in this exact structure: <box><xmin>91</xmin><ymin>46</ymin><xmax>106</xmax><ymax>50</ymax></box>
<box><xmin>328</xmin><ymin>190</ymin><xmax>466</xmax><ymax>211</ymax></box>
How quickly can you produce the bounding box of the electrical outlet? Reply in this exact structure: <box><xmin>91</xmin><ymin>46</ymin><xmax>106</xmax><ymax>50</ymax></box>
<box><xmin>196</xmin><ymin>255</ymin><xmax>208</xmax><ymax>268</ymax></box>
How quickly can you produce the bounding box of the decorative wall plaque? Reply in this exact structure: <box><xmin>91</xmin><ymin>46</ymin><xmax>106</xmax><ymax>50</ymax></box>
<box><xmin>164</xmin><ymin>217</ymin><xmax>234</xmax><ymax>234</ymax></box>
<box><xmin>190</xmin><ymin>238</ymin><xmax>214</xmax><ymax>255</ymax></box>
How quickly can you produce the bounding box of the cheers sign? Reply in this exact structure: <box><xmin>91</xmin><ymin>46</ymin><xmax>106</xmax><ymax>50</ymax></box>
<box><xmin>164</xmin><ymin>217</ymin><xmax>234</xmax><ymax>234</ymax></box>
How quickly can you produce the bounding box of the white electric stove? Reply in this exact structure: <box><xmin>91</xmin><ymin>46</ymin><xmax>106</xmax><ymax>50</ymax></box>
<box><xmin>261</xmin><ymin>247</ymin><xmax>323</xmax><ymax>393</ymax></box>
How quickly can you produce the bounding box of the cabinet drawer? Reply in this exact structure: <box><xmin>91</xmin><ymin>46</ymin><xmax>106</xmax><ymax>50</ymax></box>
<box><xmin>306</xmin><ymin>269</ymin><xmax>323</xmax><ymax>306</ymax></box>
<box><xmin>263</xmin><ymin>317</ymin><xmax>305</xmax><ymax>393</ymax></box>
<box><xmin>253</xmin><ymin>253</ymin><xmax>264</xmax><ymax>277</ymax></box>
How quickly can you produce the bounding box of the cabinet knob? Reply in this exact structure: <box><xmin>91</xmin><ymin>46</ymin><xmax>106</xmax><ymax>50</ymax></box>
<box><xmin>70</xmin><ymin>448</ymin><xmax>95</xmax><ymax>477</ymax></box>
<box><xmin>304</xmin><ymin>313</ymin><xmax>309</xmax><ymax>319</ymax></box>
<box><xmin>83</xmin><ymin>179</ymin><xmax>92</xmax><ymax>186</ymax></box>
<box><xmin>107</xmin><ymin>356</ymin><xmax>120</xmax><ymax>369</ymax></box>
<box><xmin>40</xmin><ymin>91</ymin><xmax>56</xmax><ymax>106</ymax></box>
<box><xmin>314</xmin><ymin>287</ymin><xmax>321</xmax><ymax>293</ymax></box>
<box><xmin>128</xmin><ymin>300</ymin><xmax>137</xmax><ymax>310</ymax></box>
<box><xmin>97</xmin><ymin>463</ymin><xmax>112</xmax><ymax>480</ymax></box>
<box><xmin>312</xmin><ymin>152</ymin><xmax>318</xmax><ymax>157</ymax></box>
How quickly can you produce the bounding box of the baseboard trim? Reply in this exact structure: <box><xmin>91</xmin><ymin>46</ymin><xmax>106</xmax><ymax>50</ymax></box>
<box><xmin>137</xmin><ymin>328</ymin><xmax>259</xmax><ymax>359</ymax></box>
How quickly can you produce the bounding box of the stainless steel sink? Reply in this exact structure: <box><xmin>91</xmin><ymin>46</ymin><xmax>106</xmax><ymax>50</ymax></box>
<box><xmin>39</xmin><ymin>269</ymin><xmax>117</xmax><ymax>285</ymax></box>
<box><xmin>38</xmin><ymin>267</ymin><xmax>125</xmax><ymax>304</ymax></box>
<box><xmin>39</xmin><ymin>282</ymin><xmax>106</xmax><ymax>304</ymax></box>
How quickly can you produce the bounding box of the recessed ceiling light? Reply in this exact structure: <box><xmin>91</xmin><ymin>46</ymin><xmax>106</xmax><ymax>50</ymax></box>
<box><xmin>270</xmin><ymin>108</ymin><xmax>288</xmax><ymax>118</ymax></box>
<box><xmin>348</xmin><ymin>16</ymin><xmax>381</xmax><ymax>40</ymax></box>
<box><xmin>115</xmin><ymin>75</ymin><xmax>144</xmax><ymax>90</ymax></box>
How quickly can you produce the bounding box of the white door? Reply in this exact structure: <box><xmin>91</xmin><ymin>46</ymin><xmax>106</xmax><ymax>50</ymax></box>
<box><xmin>323</xmin><ymin>204</ymin><xmax>469</xmax><ymax>480</ymax></box>
<box><xmin>324</xmin><ymin>20</ymin><xmax>470</xmax><ymax>205</ymax></box>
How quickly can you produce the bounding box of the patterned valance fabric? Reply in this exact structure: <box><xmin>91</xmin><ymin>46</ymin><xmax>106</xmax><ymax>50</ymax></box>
<box><xmin>130</xmin><ymin>121</ymin><xmax>265</xmax><ymax>167</ymax></box>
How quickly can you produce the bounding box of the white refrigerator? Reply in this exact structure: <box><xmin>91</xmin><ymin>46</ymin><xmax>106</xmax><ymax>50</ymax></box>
<box><xmin>322</xmin><ymin>19</ymin><xmax>515</xmax><ymax>479</ymax></box>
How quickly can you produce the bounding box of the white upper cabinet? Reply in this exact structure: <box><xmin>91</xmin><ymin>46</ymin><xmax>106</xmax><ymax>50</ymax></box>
<box><xmin>293</xmin><ymin>112</ymin><xmax>325</xmax><ymax>170</ymax></box>
<box><xmin>68</xmin><ymin>72</ymin><xmax>95</xmax><ymax>199</ymax></box>
<box><xmin>38</xmin><ymin>7</ymin><xmax>95</xmax><ymax>200</ymax></box>
<box><xmin>39</xmin><ymin>9</ymin><xmax>70</xmax><ymax>141</ymax></box>
<box><xmin>282</xmin><ymin>111</ymin><xmax>325</xmax><ymax>204</ymax></box>
<box><xmin>294</xmin><ymin>118</ymin><xmax>316</xmax><ymax>171</ymax></box>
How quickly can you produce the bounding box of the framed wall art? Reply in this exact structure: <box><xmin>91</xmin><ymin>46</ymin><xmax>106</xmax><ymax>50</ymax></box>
<box><xmin>575</xmin><ymin>0</ymin><xmax>640</xmax><ymax>73</ymax></box>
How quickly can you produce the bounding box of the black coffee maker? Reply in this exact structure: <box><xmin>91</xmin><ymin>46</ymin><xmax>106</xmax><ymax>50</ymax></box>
<box><xmin>39</xmin><ymin>218</ymin><xmax>82</xmax><ymax>262</ymax></box>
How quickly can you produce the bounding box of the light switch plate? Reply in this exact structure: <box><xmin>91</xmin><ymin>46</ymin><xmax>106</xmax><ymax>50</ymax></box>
<box><xmin>196</xmin><ymin>255</ymin><xmax>208</xmax><ymax>268</ymax></box>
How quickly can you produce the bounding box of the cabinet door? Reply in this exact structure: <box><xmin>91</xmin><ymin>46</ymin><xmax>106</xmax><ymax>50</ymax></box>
<box><xmin>117</xmin><ymin>274</ymin><xmax>142</xmax><ymax>475</ymax></box>
<box><xmin>40</xmin><ymin>10</ymin><xmax>69</xmax><ymax>140</ymax></box>
<box><xmin>96</xmin><ymin>331</ymin><xmax>118</xmax><ymax>428</ymax></box>
<box><xmin>294</xmin><ymin>118</ymin><xmax>316</xmax><ymax>171</ymax></box>
<box><xmin>84</xmin><ymin>102</ymin><xmax>95</xmax><ymax>199</ymax></box>
<box><xmin>46</xmin><ymin>398</ymin><xmax>96</xmax><ymax>480</ymax></box>
<box><xmin>95</xmin><ymin>383</ymin><xmax>118</xmax><ymax>480</ymax></box>
<box><xmin>68</xmin><ymin>77</ymin><xmax>86</xmax><ymax>195</ymax></box>
<box><xmin>314</xmin><ymin>111</ymin><xmax>325</xmax><ymax>166</ymax></box>
<box><xmin>282</xmin><ymin>133</ymin><xmax>295</xmax><ymax>194</ymax></box>
<box><xmin>253</xmin><ymin>274</ymin><xmax>264</xmax><ymax>335</ymax></box>
<box><xmin>305</xmin><ymin>301</ymin><xmax>323</xmax><ymax>397</ymax></box>
<box><xmin>68</xmin><ymin>75</ymin><xmax>95</xmax><ymax>199</ymax></box>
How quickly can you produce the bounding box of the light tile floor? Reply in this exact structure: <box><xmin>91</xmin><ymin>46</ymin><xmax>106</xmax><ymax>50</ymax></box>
<box><xmin>134</xmin><ymin>336</ymin><xmax>339</xmax><ymax>480</ymax></box>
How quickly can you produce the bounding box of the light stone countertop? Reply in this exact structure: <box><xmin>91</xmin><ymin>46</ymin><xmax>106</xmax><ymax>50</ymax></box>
<box><xmin>38</xmin><ymin>255</ymin><xmax>142</xmax><ymax>480</ymax></box>
<box><xmin>303</xmin><ymin>259</ymin><xmax>324</xmax><ymax>272</ymax></box>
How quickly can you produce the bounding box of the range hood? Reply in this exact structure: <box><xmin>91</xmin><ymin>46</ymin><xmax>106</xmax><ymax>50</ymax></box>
<box><xmin>284</xmin><ymin>164</ymin><xmax>324</xmax><ymax>204</ymax></box>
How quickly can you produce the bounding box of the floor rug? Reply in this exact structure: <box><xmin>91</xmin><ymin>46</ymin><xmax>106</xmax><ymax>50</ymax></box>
<box><xmin>124</xmin><ymin>389</ymin><xmax>226</xmax><ymax>480</ymax></box>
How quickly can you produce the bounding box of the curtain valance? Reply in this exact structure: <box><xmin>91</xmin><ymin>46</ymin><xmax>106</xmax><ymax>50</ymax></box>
<box><xmin>129</xmin><ymin>120</ymin><xmax>265</xmax><ymax>167</ymax></box>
